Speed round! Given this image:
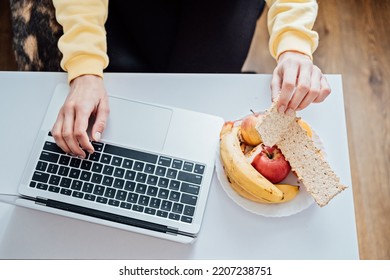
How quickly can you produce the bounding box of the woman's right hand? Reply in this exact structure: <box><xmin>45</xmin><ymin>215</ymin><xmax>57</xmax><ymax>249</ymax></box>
<box><xmin>51</xmin><ymin>74</ymin><xmax>110</xmax><ymax>159</ymax></box>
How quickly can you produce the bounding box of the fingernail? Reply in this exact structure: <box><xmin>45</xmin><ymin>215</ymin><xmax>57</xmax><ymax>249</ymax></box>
<box><xmin>94</xmin><ymin>132</ymin><xmax>101</xmax><ymax>142</ymax></box>
<box><xmin>278</xmin><ymin>105</ymin><xmax>286</xmax><ymax>114</ymax></box>
<box><xmin>286</xmin><ymin>108</ymin><xmax>295</xmax><ymax>117</ymax></box>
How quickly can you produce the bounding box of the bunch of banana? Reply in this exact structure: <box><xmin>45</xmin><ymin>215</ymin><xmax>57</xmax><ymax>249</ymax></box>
<box><xmin>220</xmin><ymin>122</ymin><xmax>299</xmax><ymax>204</ymax></box>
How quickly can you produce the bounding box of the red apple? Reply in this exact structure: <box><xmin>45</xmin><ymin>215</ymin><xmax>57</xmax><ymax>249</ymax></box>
<box><xmin>251</xmin><ymin>145</ymin><xmax>291</xmax><ymax>183</ymax></box>
<box><xmin>240</xmin><ymin>112</ymin><xmax>263</xmax><ymax>145</ymax></box>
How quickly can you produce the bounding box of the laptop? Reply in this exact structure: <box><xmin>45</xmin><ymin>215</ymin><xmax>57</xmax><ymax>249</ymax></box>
<box><xmin>10</xmin><ymin>83</ymin><xmax>224</xmax><ymax>243</ymax></box>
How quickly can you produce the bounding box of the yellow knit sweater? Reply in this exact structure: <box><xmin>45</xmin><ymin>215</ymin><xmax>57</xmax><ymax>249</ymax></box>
<box><xmin>53</xmin><ymin>0</ymin><xmax>319</xmax><ymax>83</ymax></box>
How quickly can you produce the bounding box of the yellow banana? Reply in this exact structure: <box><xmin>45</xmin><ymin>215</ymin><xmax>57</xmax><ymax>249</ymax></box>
<box><xmin>220</xmin><ymin>125</ymin><xmax>284</xmax><ymax>202</ymax></box>
<box><xmin>228</xmin><ymin>175</ymin><xmax>299</xmax><ymax>204</ymax></box>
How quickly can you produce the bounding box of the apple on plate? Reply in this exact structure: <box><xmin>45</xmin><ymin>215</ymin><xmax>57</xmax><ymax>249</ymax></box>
<box><xmin>251</xmin><ymin>145</ymin><xmax>291</xmax><ymax>183</ymax></box>
<box><xmin>240</xmin><ymin>111</ymin><xmax>263</xmax><ymax>146</ymax></box>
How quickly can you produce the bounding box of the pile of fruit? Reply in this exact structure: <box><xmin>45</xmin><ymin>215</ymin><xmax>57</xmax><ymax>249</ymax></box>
<box><xmin>219</xmin><ymin>112</ymin><xmax>312</xmax><ymax>204</ymax></box>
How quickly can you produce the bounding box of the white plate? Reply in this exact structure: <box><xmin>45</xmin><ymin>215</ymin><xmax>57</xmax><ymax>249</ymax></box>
<box><xmin>215</xmin><ymin>122</ymin><xmax>325</xmax><ymax>218</ymax></box>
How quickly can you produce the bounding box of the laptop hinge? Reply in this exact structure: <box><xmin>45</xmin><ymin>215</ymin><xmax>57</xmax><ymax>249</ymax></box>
<box><xmin>32</xmin><ymin>198</ymin><xmax>195</xmax><ymax>238</ymax></box>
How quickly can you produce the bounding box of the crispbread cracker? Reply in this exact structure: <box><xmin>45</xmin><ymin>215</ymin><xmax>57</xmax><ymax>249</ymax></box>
<box><xmin>256</xmin><ymin>99</ymin><xmax>295</xmax><ymax>147</ymax></box>
<box><xmin>278</xmin><ymin>119</ymin><xmax>348</xmax><ymax>206</ymax></box>
<box><xmin>256</xmin><ymin>100</ymin><xmax>348</xmax><ymax>206</ymax></box>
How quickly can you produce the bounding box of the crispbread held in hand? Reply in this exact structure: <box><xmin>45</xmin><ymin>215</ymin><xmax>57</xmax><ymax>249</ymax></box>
<box><xmin>255</xmin><ymin>99</ymin><xmax>295</xmax><ymax>147</ymax></box>
<box><xmin>256</xmin><ymin>100</ymin><xmax>348</xmax><ymax>206</ymax></box>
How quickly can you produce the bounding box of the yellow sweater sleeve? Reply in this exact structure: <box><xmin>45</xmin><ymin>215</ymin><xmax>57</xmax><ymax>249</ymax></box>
<box><xmin>52</xmin><ymin>0</ymin><xmax>109</xmax><ymax>83</ymax></box>
<box><xmin>265</xmin><ymin>0</ymin><xmax>319</xmax><ymax>60</ymax></box>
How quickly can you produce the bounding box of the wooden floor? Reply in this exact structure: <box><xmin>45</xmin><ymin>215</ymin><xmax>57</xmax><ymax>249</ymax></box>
<box><xmin>1</xmin><ymin>0</ymin><xmax>389</xmax><ymax>259</ymax></box>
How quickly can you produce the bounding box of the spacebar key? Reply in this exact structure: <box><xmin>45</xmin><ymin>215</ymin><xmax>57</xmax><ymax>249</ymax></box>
<box><xmin>104</xmin><ymin>144</ymin><xmax>158</xmax><ymax>164</ymax></box>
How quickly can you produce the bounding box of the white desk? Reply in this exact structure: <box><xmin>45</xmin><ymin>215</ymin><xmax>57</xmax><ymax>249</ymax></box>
<box><xmin>0</xmin><ymin>72</ymin><xmax>359</xmax><ymax>259</ymax></box>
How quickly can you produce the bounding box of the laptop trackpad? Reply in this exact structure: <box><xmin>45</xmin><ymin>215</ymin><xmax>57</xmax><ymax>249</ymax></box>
<box><xmin>101</xmin><ymin>96</ymin><xmax>172</xmax><ymax>152</ymax></box>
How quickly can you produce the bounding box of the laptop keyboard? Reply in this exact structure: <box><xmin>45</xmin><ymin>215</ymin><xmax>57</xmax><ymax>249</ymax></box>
<box><xmin>28</xmin><ymin>133</ymin><xmax>206</xmax><ymax>224</ymax></box>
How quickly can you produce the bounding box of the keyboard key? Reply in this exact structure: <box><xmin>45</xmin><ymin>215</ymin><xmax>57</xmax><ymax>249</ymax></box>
<box><xmin>72</xmin><ymin>191</ymin><xmax>84</xmax><ymax>199</ymax></box>
<box><xmin>104</xmin><ymin>187</ymin><xmax>116</xmax><ymax>198</ymax></box>
<box><xmin>92</xmin><ymin>142</ymin><xmax>104</xmax><ymax>152</ymax></box>
<box><xmin>100</xmin><ymin>154</ymin><xmax>112</xmax><ymax>164</ymax></box>
<box><xmin>144</xmin><ymin>207</ymin><xmax>156</xmax><ymax>215</ymax></box>
<box><xmin>91</xmin><ymin>173</ymin><xmax>103</xmax><ymax>184</ymax></box>
<box><xmin>184</xmin><ymin>205</ymin><xmax>195</xmax><ymax>217</ymax></box>
<box><xmin>37</xmin><ymin>183</ymin><xmax>48</xmax><ymax>190</ymax></box>
<box><xmin>71</xmin><ymin>180</ymin><xmax>83</xmax><ymax>190</ymax></box>
<box><xmin>124</xmin><ymin>170</ymin><xmax>136</xmax><ymax>180</ymax></box>
<box><xmin>96</xmin><ymin>197</ymin><xmax>108</xmax><ymax>204</ymax></box>
<box><xmin>102</xmin><ymin>176</ymin><xmax>114</xmax><ymax>186</ymax></box>
<box><xmin>194</xmin><ymin>164</ymin><xmax>205</xmax><ymax>174</ymax></box>
<box><xmin>149</xmin><ymin>197</ymin><xmax>161</xmax><ymax>209</ymax></box>
<box><xmin>104</xmin><ymin>144</ymin><xmax>158</xmax><ymax>164</ymax></box>
<box><xmin>161</xmin><ymin>200</ymin><xmax>173</xmax><ymax>211</ymax></box>
<box><xmin>115</xmin><ymin>190</ymin><xmax>127</xmax><ymax>201</ymax></box>
<box><xmin>93</xmin><ymin>185</ymin><xmax>105</xmax><ymax>196</ymax></box>
<box><xmin>89</xmin><ymin>152</ymin><xmax>101</xmax><ymax>162</ymax></box>
<box><xmin>43</xmin><ymin>141</ymin><xmax>65</xmax><ymax>154</ymax></box>
<box><xmin>39</xmin><ymin>151</ymin><xmax>59</xmax><ymax>163</ymax></box>
<box><xmin>144</xmin><ymin>164</ymin><xmax>155</xmax><ymax>174</ymax></box>
<box><xmin>166</xmin><ymin>169</ymin><xmax>177</xmax><ymax>179</ymax></box>
<box><xmin>69</xmin><ymin>168</ymin><xmax>81</xmax><ymax>179</ymax></box>
<box><xmin>169</xmin><ymin>180</ymin><xmax>180</xmax><ymax>190</ymax></box>
<box><xmin>103</xmin><ymin>165</ymin><xmax>114</xmax><ymax>175</ymax></box>
<box><xmin>180</xmin><ymin>193</ymin><xmax>198</xmax><ymax>206</ymax></box>
<box><xmin>138</xmin><ymin>195</ymin><xmax>150</xmax><ymax>206</ymax></box>
<box><xmin>132</xmin><ymin>205</ymin><xmax>144</xmax><ymax>212</ymax></box>
<box><xmin>120</xmin><ymin>202</ymin><xmax>132</xmax><ymax>209</ymax></box>
<box><xmin>146</xmin><ymin>186</ymin><xmax>158</xmax><ymax>196</ymax></box>
<box><xmin>82</xmin><ymin>183</ymin><xmax>94</xmax><ymax>193</ymax></box>
<box><xmin>181</xmin><ymin>216</ymin><xmax>193</xmax><ymax>223</ymax></box>
<box><xmin>180</xmin><ymin>182</ymin><xmax>200</xmax><ymax>195</ymax></box>
<box><xmin>124</xmin><ymin>181</ymin><xmax>136</xmax><ymax>192</ymax></box>
<box><xmin>135</xmin><ymin>183</ymin><xmax>147</xmax><ymax>194</ymax></box>
<box><xmin>157</xmin><ymin>189</ymin><xmax>169</xmax><ymax>199</ymax></box>
<box><xmin>157</xmin><ymin>210</ymin><xmax>168</xmax><ymax>218</ymax></box>
<box><xmin>172</xmin><ymin>203</ymin><xmax>184</xmax><ymax>214</ymax></box>
<box><xmin>91</xmin><ymin>162</ymin><xmax>103</xmax><ymax>173</ymax></box>
<box><xmin>32</xmin><ymin>171</ymin><xmax>49</xmax><ymax>183</ymax></box>
<box><xmin>60</xmin><ymin>177</ymin><xmax>72</xmax><ymax>188</ymax></box>
<box><xmin>60</xmin><ymin>188</ymin><xmax>72</xmax><ymax>196</ymax></box>
<box><xmin>84</xmin><ymin>194</ymin><xmax>96</xmax><ymax>201</ymax></box>
<box><xmin>135</xmin><ymin>172</ymin><xmax>147</xmax><ymax>183</ymax></box>
<box><xmin>133</xmin><ymin>161</ymin><xmax>144</xmax><ymax>171</ymax></box>
<box><xmin>108</xmin><ymin>199</ymin><xmax>120</xmax><ymax>207</ymax></box>
<box><xmin>69</xmin><ymin>157</ymin><xmax>82</xmax><ymax>168</ymax></box>
<box><xmin>172</xmin><ymin>159</ymin><xmax>183</xmax><ymax>169</ymax></box>
<box><xmin>80</xmin><ymin>160</ymin><xmax>92</xmax><ymax>170</ymax></box>
<box><xmin>29</xmin><ymin>181</ymin><xmax>36</xmax><ymax>188</ymax></box>
<box><xmin>147</xmin><ymin>175</ymin><xmax>158</xmax><ymax>185</ymax></box>
<box><xmin>158</xmin><ymin>156</ymin><xmax>171</xmax><ymax>167</ymax></box>
<box><xmin>48</xmin><ymin>185</ymin><xmax>60</xmax><ymax>193</ymax></box>
<box><xmin>59</xmin><ymin>155</ymin><xmax>71</xmax><ymax>165</ymax></box>
<box><xmin>36</xmin><ymin>161</ymin><xmax>48</xmax><ymax>171</ymax></box>
<box><xmin>158</xmin><ymin>177</ymin><xmax>169</xmax><ymax>188</ymax></box>
<box><xmin>155</xmin><ymin>166</ymin><xmax>166</xmax><ymax>176</ymax></box>
<box><xmin>113</xmin><ymin>178</ymin><xmax>125</xmax><ymax>189</ymax></box>
<box><xmin>177</xmin><ymin>171</ymin><xmax>202</xmax><ymax>185</ymax></box>
<box><xmin>169</xmin><ymin>191</ymin><xmax>180</xmax><ymax>202</ymax></box>
<box><xmin>58</xmin><ymin>166</ymin><xmax>70</xmax><ymax>176</ymax></box>
<box><xmin>112</xmin><ymin>156</ymin><xmax>122</xmax><ymax>167</ymax></box>
<box><xmin>127</xmin><ymin>193</ymin><xmax>139</xmax><ymax>203</ymax></box>
<box><xmin>47</xmin><ymin>164</ymin><xmax>59</xmax><ymax>174</ymax></box>
<box><xmin>168</xmin><ymin>213</ymin><xmax>180</xmax><ymax>221</ymax></box>
<box><xmin>48</xmin><ymin>175</ymin><xmax>60</xmax><ymax>186</ymax></box>
<box><xmin>183</xmin><ymin>162</ymin><xmax>194</xmax><ymax>172</ymax></box>
<box><xmin>113</xmin><ymin>167</ymin><xmax>125</xmax><ymax>178</ymax></box>
<box><xmin>80</xmin><ymin>171</ymin><xmax>92</xmax><ymax>181</ymax></box>
<box><xmin>122</xmin><ymin>159</ymin><xmax>133</xmax><ymax>169</ymax></box>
